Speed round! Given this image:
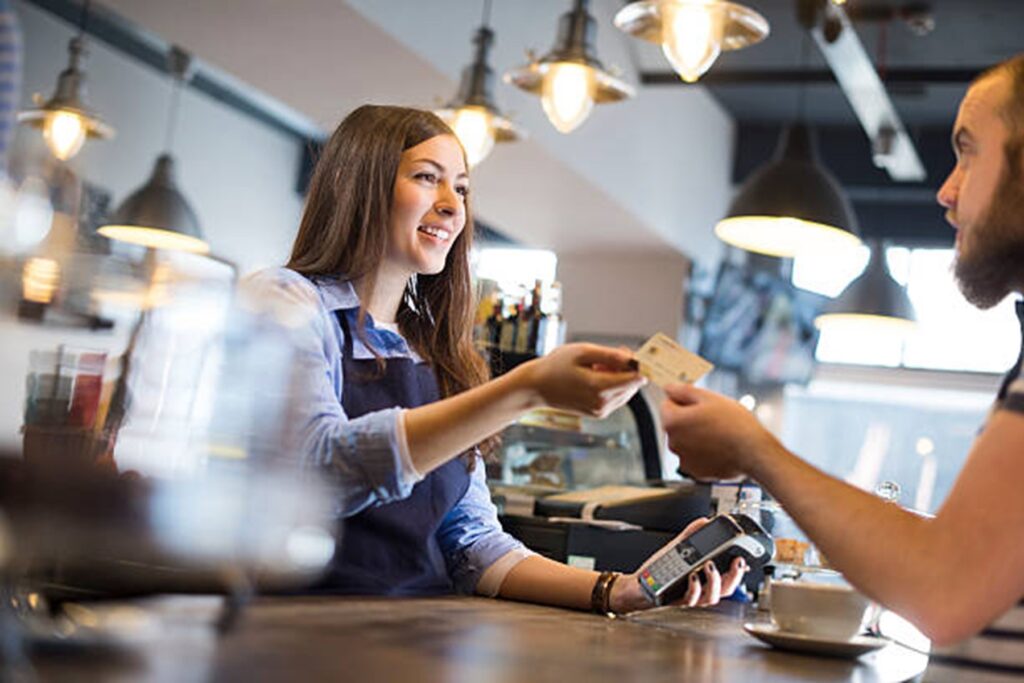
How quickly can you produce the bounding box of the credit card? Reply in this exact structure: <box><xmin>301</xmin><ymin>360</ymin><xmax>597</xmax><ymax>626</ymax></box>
<box><xmin>635</xmin><ymin>332</ymin><xmax>714</xmax><ymax>387</ymax></box>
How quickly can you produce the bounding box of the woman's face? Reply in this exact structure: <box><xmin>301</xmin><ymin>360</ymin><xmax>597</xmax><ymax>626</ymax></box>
<box><xmin>386</xmin><ymin>134</ymin><xmax>469</xmax><ymax>277</ymax></box>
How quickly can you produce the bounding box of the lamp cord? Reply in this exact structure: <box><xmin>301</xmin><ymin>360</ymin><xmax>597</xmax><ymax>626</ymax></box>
<box><xmin>77</xmin><ymin>0</ymin><xmax>91</xmax><ymax>40</ymax></box>
<box><xmin>797</xmin><ymin>31</ymin><xmax>811</xmax><ymax>123</ymax></box>
<box><xmin>163</xmin><ymin>47</ymin><xmax>191</xmax><ymax>153</ymax></box>
<box><xmin>164</xmin><ymin>77</ymin><xmax>182</xmax><ymax>152</ymax></box>
<box><xmin>480</xmin><ymin>0</ymin><xmax>493</xmax><ymax>29</ymax></box>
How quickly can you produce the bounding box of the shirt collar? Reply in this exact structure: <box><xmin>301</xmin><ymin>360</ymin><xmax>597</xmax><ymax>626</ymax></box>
<box><xmin>310</xmin><ymin>274</ymin><xmax>361</xmax><ymax>312</ymax></box>
<box><xmin>309</xmin><ymin>273</ymin><xmax>420</xmax><ymax>361</ymax></box>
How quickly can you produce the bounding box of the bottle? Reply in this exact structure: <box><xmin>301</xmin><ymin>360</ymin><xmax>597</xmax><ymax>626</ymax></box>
<box><xmin>515</xmin><ymin>295</ymin><xmax>533</xmax><ymax>353</ymax></box>
<box><xmin>484</xmin><ymin>297</ymin><xmax>503</xmax><ymax>349</ymax></box>
<box><xmin>526</xmin><ymin>280</ymin><xmax>544</xmax><ymax>355</ymax></box>
<box><xmin>499</xmin><ymin>299</ymin><xmax>519</xmax><ymax>352</ymax></box>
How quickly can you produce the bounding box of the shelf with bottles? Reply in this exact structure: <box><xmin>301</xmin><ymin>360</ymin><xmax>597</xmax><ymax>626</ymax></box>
<box><xmin>474</xmin><ymin>278</ymin><xmax>566</xmax><ymax>375</ymax></box>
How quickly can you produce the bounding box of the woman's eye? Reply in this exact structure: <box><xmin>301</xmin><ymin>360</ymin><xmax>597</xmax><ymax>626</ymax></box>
<box><xmin>415</xmin><ymin>172</ymin><xmax>438</xmax><ymax>183</ymax></box>
<box><xmin>456</xmin><ymin>186</ymin><xmax>469</xmax><ymax>198</ymax></box>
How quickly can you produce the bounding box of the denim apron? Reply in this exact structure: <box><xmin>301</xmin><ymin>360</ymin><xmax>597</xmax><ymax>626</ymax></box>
<box><xmin>315</xmin><ymin>309</ymin><xmax>471</xmax><ymax>595</ymax></box>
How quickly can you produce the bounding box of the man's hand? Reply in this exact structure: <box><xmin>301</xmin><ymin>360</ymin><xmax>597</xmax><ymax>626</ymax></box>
<box><xmin>658</xmin><ymin>383</ymin><xmax>782</xmax><ymax>481</ymax></box>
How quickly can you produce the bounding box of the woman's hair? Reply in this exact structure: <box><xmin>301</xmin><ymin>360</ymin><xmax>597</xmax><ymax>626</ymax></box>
<box><xmin>287</xmin><ymin>105</ymin><xmax>494</xmax><ymax>455</ymax></box>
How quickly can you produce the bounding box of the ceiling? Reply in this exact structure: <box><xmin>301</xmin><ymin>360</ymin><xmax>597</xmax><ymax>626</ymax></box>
<box><xmin>635</xmin><ymin>0</ymin><xmax>1024</xmax><ymax>247</ymax></box>
<box><xmin>26</xmin><ymin>0</ymin><xmax>1024</xmax><ymax>259</ymax></box>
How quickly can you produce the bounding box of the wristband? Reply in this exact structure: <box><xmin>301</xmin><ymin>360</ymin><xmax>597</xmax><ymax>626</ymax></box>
<box><xmin>590</xmin><ymin>570</ymin><xmax>622</xmax><ymax>615</ymax></box>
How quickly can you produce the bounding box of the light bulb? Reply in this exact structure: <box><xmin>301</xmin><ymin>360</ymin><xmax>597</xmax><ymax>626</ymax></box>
<box><xmin>450</xmin><ymin>106</ymin><xmax>495</xmax><ymax>167</ymax></box>
<box><xmin>540</xmin><ymin>62</ymin><xmax>596</xmax><ymax>134</ymax></box>
<box><xmin>42</xmin><ymin>109</ymin><xmax>88</xmax><ymax>161</ymax></box>
<box><xmin>661</xmin><ymin>1</ymin><xmax>726</xmax><ymax>83</ymax></box>
<box><xmin>22</xmin><ymin>257</ymin><xmax>60</xmax><ymax>305</ymax></box>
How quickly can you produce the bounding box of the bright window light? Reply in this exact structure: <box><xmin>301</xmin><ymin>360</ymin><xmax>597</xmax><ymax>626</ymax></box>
<box><xmin>473</xmin><ymin>247</ymin><xmax>558</xmax><ymax>292</ymax></box>
<box><xmin>792</xmin><ymin>244</ymin><xmax>869</xmax><ymax>297</ymax></box>
<box><xmin>901</xmin><ymin>249</ymin><xmax>1018</xmax><ymax>373</ymax></box>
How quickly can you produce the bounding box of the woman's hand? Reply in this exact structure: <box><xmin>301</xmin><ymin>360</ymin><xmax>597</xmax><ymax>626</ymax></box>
<box><xmin>513</xmin><ymin>343</ymin><xmax>646</xmax><ymax>418</ymax></box>
<box><xmin>609</xmin><ymin>517</ymin><xmax>750</xmax><ymax>614</ymax></box>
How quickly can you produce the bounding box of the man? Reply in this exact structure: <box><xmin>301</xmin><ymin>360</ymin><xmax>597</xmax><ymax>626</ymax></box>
<box><xmin>661</xmin><ymin>55</ymin><xmax>1024</xmax><ymax>655</ymax></box>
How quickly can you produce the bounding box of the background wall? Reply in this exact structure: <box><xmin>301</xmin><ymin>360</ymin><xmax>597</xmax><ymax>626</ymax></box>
<box><xmin>11</xmin><ymin>0</ymin><xmax>306</xmax><ymax>274</ymax></box>
<box><xmin>557</xmin><ymin>251</ymin><xmax>690</xmax><ymax>344</ymax></box>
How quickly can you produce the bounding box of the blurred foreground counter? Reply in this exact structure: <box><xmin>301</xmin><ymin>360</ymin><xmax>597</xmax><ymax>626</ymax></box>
<box><xmin>23</xmin><ymin>596</ymin><xmax>961</xmax><ymax>683</ymax></box>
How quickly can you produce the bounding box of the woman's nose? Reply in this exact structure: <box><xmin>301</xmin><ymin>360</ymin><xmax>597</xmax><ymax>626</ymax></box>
<box><xmin>435</xmin><ymin>186</ymin><xmax>462</xmax><ymax>217</ymax></box>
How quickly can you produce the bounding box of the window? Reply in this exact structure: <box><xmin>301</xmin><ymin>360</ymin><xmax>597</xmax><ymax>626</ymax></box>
<box><xmin>473</xmin><ymin>247</ymin><xmax>558</xmax><ymax>292</ymax></box>
<box><xmin>794</xmin><ymin>247</ymin><xmax>1019</xmax><ymax>374</ymax></box>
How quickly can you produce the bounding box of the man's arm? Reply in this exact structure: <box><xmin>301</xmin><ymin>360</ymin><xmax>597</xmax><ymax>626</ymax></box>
<box><xmin>661</xmin><ymin>384</ymin><xmax>1024</xmax><ymax>646</ymax></box>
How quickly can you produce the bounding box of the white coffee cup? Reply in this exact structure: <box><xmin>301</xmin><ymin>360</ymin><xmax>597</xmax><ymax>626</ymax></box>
<box><xmin>770</xmin><ymin>580</ymin><xmax>871</xmax><ymax>641</ymax></box>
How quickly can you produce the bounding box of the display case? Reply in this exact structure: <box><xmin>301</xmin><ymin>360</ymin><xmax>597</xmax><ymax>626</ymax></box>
<box><xmin>486</xmin><ymin>390</ymin><xmax>663</xmax><ymax>491</ymax></box>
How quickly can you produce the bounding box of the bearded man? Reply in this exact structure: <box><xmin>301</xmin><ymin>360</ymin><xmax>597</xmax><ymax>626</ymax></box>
<box><xmin>661</xmin><ymin>55</ymin><xmax>1024</xmax><ymax>677</ymax></box>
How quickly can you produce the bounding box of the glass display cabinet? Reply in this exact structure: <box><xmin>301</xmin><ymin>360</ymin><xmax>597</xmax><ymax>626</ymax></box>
<box><xmin>486</xmin><ymin>391</ymin><xmax>663</xmax><ymax>491</ymax></box>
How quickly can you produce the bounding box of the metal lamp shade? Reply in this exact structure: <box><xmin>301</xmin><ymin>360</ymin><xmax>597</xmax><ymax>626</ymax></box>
<box><xmin>505</xmin><ymin>0</ymin><xmax>634</xmax><ymax>104</ymax></box>
<box><xmin>99</xmin><ymin>154</ymin><xmax>208</xmax><ymax>254</ymax></box>
<box><xmin>715</xmin><ymin>124</ymin><xmax>862</xmax><ymax>258</ymax></box>
<box><xmin>436</xmin><ymin>26</ymin><xmax>524</xmax><ymax>144</ymax></box>
<box><xmin>815</xmin><ymin>244</ymin><xmax>916</xmax><ymax>332</ymax></box>
<box><xmin>18</xmin><ymin>38</ymin><xmax>114</xmax><ymax>146</ymax></box>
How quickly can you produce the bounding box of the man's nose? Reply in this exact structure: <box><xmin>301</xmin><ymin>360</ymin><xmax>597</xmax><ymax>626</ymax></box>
<box><xmin>937</xmin><ymin>168</ymin><xmax>959</xmax><ymax>210</ymax></box>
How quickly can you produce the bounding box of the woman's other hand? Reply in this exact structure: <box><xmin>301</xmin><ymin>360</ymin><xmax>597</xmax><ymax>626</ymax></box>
<box><xmin>515</xmin><ymin>343</ymin><xmax>646</xmax><ymax>418</ymax></box>
<box><xmin>609</xmin><ymin>517</ymin><xmax>750</xmax><ymax>614</ymax></box>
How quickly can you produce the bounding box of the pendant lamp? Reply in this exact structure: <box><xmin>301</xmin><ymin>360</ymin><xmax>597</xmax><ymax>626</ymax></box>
<box><xmin>614</xmin><ymin>0</ymin><xmax>769</xmax><ymax>83</ymax></box>
<box><xmin>18</xmin><ymin>0</ymin><xmax>114</xmax><ymax>161</ymax></box>
<box><xmin>435</xmin><ymin>1</ymin><xmax>523</xmax><ymax>167</ymax></box>
<box><xmin>99</xmin><ymin>47</ymin><xmax>207</xmax><ymax>254</ymax></box>
<box><xmin>715</xmin><ymin>124</ymin><xmax>862</xmax><ymax>258</ymax></box>
<box><xmin>815</xmin><ymin>241</ymin><xmax>916</xmax><ymax>334</ymax></box>
<box><xmin>505</xmin><ymin>0</ymin><xmax>634</xmax><ymax>134</ymax></box>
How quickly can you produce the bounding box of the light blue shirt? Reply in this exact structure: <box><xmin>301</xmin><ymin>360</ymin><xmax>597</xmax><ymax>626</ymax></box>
<box><xmin>244</xmin><ymin>267</ymin><xmax>525</xmax><ymax>593</ymax></box>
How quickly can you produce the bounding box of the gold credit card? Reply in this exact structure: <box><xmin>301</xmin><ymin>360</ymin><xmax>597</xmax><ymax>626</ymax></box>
<box><xmin>635</xmin><ymin>333</ymin><xmax>714</xmax><ymax>387</ymax></box>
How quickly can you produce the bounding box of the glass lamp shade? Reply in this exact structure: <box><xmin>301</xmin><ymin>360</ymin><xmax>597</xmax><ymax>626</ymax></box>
<box><xmin>540</xmin><ymin>61</ymin><xmax>596</xmax><ymax>133</ymax></box>
<box><xmin>715</xmin><ymin>125</ymin><xmax>862</xmax><ymax>258</ymax></box>
<box><xmin>99</xmin><ymin>154</ymin><xmax>208</xmax><ymax>254</ymax></box>
<box><xmin>661</xmin><ymin>0</ymin><xmax>726</xmax><ymax>83</ymax></box>
<box><xmin>815</xmin><ymin>244</ymin><xmax>916</xmax><ymax>333</ymax></box>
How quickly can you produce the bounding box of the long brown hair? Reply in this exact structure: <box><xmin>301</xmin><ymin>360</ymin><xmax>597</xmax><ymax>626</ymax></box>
<box><xmin>287</xmin><ymin>105</ymin><xmax>493</xmax><ymax>454</ymax></box>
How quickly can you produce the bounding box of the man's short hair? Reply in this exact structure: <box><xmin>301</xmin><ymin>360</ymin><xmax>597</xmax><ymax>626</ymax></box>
<box><xmin>975</xmin><ymin>54</ymin><xmax>1024</xmax><ymax>138</ymax></box>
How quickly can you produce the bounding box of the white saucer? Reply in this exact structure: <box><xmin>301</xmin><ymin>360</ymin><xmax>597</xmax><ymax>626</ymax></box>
<box><xmin>743</xmin><ymin>622</ymin><xmax>890</xmax><ymax>658</ymax></box>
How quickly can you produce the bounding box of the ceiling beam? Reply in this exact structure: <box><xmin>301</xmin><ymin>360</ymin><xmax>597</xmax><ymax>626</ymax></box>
<box><xmin>640</xmin><ymin>67</ymin><xmax>985</xmax><ymax>87</ymax></box>
<box><xmin>810</xmin><ymin>3</ymin><xmax>926</xmax><ymax>182</ymax></box>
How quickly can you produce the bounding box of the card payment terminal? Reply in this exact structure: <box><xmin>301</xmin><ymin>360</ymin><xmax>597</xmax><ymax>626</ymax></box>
<box><xmin>637</xmin><ymin>513</ymin><xmax>773</xmax><ymax>606</ymax></box>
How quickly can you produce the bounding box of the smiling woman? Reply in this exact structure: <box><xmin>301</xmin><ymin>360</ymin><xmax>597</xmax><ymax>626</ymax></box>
<box><xmin>243</xmin><ymin>104</ymin><xmax>747</xmax><ymax>611</ymax></box>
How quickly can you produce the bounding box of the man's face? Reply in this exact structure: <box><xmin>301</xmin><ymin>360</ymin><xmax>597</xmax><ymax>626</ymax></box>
<box><xmin>937</xmin><ymin>73</ymin><xmax>1024</xmax><ymax>309</ymax></box>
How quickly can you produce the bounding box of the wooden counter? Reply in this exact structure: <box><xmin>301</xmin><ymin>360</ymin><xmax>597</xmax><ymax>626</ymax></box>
<box><xmin>27</xmin><ymin>595</ymin><xmax>943</xmax><ymax>682</ymax></box>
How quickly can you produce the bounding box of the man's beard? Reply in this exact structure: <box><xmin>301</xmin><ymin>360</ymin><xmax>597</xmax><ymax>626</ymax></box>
<box><xmin>954</xmin><ymin>142</ymin><xmax>1024</xmax><ymax>310</ymax></box>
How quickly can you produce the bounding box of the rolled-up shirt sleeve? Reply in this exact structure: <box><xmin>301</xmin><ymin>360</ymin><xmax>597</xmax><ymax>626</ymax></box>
<box><xmin>437</xmin><ymin>456</ymin><xmax>532</xmax><ymax>594</ymax></box>
<box><xmin>244</xmin><ymin>269</ymin><xmax>422</xmax><ymax>517</ymax></box>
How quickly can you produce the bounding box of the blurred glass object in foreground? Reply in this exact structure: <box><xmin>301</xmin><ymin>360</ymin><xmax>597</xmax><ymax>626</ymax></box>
<box><xmin>0</xmin><ymin>161</ymin><xmax>337</xmax><ymax>614</ymax></box>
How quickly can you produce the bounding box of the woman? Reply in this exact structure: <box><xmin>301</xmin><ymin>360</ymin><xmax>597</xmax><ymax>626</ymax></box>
<box><xmin>252</xmin><ymin>105</ymin><xmax>747</xmax><ymax>613</ymax></box>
